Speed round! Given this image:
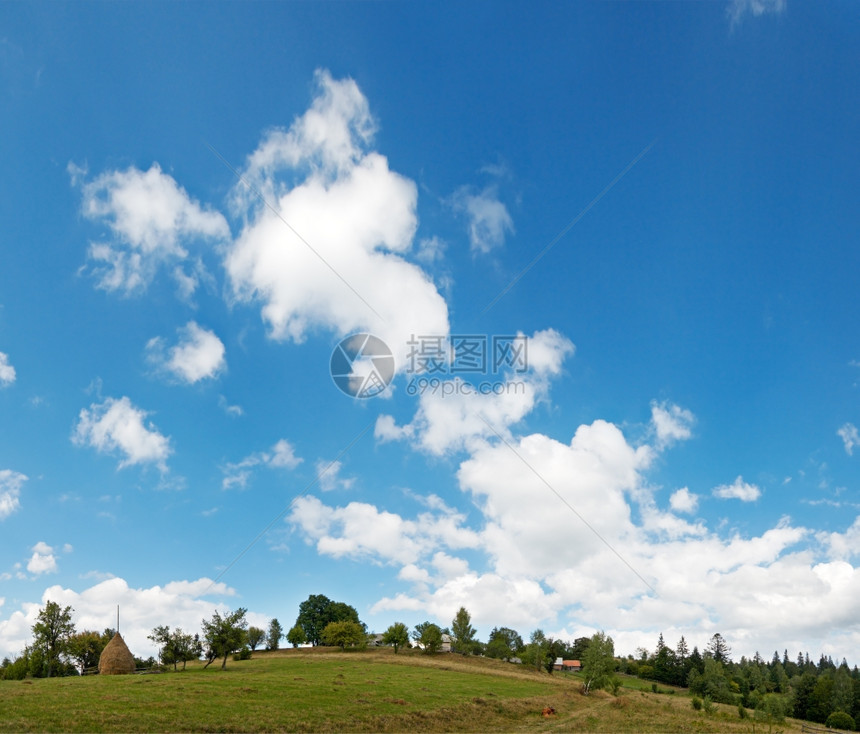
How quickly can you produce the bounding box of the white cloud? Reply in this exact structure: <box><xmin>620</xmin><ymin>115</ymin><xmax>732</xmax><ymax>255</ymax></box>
<box><xmin>224</xmin><ymin>70</ymin><xmax>449</xmax><ymax>369</ymax></box>
<box><xmin>222</xmin><ymin>439</ymin><xmax>302</xmax><ymax>490</ymax></box>
<box><xmin>72</xmin><ymin>396</ymin><xmax>171</xmax><ymax>471</ymax></box>
<box><xmin>838</xmin><ymin>423</ymin><xmax>859</xmax><ymax>456</ymax></box>
<box><xmin>651</xmin><ymin>400</ymin><xmax>695</xmax><ymax>448</ymax></box>
<box><xmin>0</xmin><ymin>352</ymin><xmax>15</xmax><ymax>387</ymax></box>
<box><xmin>315</xmin><ymin>459</ymin><xmax>354</xmax><ymax>492</ymax></box>
<box><xmin>728</xmin><ymin>0</ymin><xmax>786</xmax><ymax>26</ymax></box>
<box><xmin>26</xmin><ymin>542</ymin><xmax>57</xmax><ymax>575</ymax></box>
<box><xmin>451</xmin><ymin>185</ymin><xmax>514</xmax><ymax>254</ymax></box>
<box><xmin>669</xmin><ymin>487</ymin><xmax>699</xmax><ymax>514</ymax></box>
<box><xmin>218</xmin><ymin>395</ymin><xmax>244</xmax><ymax>417</ymax></box>
<box><xmin>713</xmin><ymin>475</ymin><xmax>762</xmax><ymax>502</ymax></box>
<box><xmin>0</xmin><ymin>470</ymin><xmax>26</xmax><ymax>520</ymax></box>
<box><xmin>0</xmin><ymin>576</ymin><xmax>239</xmax><ymax>660</ymax></box>
<box><xmin>147</xmin><ymin>321</ymin><xmax>226</xmax><ymax>384</ymax></box>
<box><xmin>289</xmin><ymin>494</ymin><xmax>480</xmax><ymax>567</ymax></box>
<box><xmin>376</xmin><ymin>329</ymin><xmax>574</xmax><ymax>456</ymax></box>
<box><xmin>77</xmin><ymin>163</ymin><xmax>229</xmax><ymax>295</ymax></box>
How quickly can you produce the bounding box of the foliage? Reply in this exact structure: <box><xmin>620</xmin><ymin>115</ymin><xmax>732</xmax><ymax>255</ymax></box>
<box><xmin>413</xmin><ymin>621</ymin><xmax>443</xmax><ymax>654</ymax></box>
<box><xmin>451</xmin><ymin>607</ymin><xmax>476</xmax><ymax>655</ymax></box>
<box><xmin>201</xmin><ymin>608</ymin><xmax>248</xmax><ymax>670</ymax></box>
<box><xmin>31</xmin><ymin>601</ymin><xmax>76</xmax><ymax>678</ymax></box>
<box><xmin>148</xmin><ymin>626</ymin><xmax>200</xmax><ymax>671</ymax></box>
<box><xmin>66</xmin><ymin>630</ymin><xmax>108</xmax><ymax>675</ymax></box>
<box><xmin>485</xmin><ymin>627</ymin><xmax>522</xmax><ymax>662</ymax></box>
<box><xmin>826</xmin><ymin>711</ymin><xmax>857</xmax><ymax>731</ymax></box>
<box><xmin>702</xmin><ymin>696</ymin><xmax>715</xmax><ymax>715</ymax></box>
<box><xmin>286</xmin><ymin>624</ymin><xmax>306</xmax><ymax>648</ymax></box>
<box><xmin>381</xmin><ymin>622</ymin><xmax>409</xmax><ymax>654</ymax></box>
<box><xmin>691</xmin><ymin>696</ymin><xmax>702</xmax><ymax>711</ymax></box>
<box><xmin>581</xmin><ymin>631</ymin><xmax>615</xmax><ymax>694</ymax></box>
<box><xmin>266</xmin><ymin>618</ymin><xmax>284</xmax><ymax>650</ymax></box>
<box><xmin>247</xmin><ymin>626</ymin><xmax>266</xmax><ymax>651</ymax></box>
<box><xmin>295</xmin><ymin>594</ymin><xmax>362</xmax><ymax>646</ymax></box>
<box><xmin>320</xmin><ymin>620</ymin><xmax>367</xmax><ymax>650</ymax></box>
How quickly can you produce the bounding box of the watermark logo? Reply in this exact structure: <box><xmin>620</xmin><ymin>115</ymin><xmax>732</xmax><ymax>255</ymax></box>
<box><xmin>330</xmin><ymin>333</ymin><xmax>529</xmax><ymax>399</ymax></box>
<box><xmin>330</xmin><ymin>333</ymin><xmax>395</xmax><ymax>398</ymax></box>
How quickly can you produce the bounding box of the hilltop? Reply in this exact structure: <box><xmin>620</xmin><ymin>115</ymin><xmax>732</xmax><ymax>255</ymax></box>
<box><xmin>0</xmin><ymin>647</ymin><xmax>814</xmax><ymax>732</ymax></box>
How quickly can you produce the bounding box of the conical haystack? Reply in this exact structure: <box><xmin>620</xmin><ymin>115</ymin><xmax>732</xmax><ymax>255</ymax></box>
<box><xmin>98</xmin><ymin>632</ymin><xmax>136</xmax><ymax>675</ymax></box>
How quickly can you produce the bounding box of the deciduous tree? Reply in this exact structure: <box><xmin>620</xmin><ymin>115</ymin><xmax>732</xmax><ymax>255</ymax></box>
<box><xmin>321</xmin><ymin>620</ymin><xmax>366</xmax><ymax>650</ymax></box>
<box><xmin>451</xmin><ymin>607</ymin><xmax>476</xmax><ymax>655</ymax></box>
<box><xmin>382</xmin><ymin>622</ymin><xmax>409</xmax><ymax>654</ymax></box>
<box><xmin>581</xmin><ymin>631</ymin><xmax>615</xmax><ymax>694</ymax></box>
<box><xmin>202</xmin><ymin>608</ymin><xmax>247</xmax><ymax>670</ymax></box>
<box><xmin>32</xmin><ymin>601</ymin><xmax>75</xmax><ymax>678</ymax></box>
<box><xmin>267</xmin><ymin>618</ymin><xmax>284</xmax><ymax>650</ymax></box>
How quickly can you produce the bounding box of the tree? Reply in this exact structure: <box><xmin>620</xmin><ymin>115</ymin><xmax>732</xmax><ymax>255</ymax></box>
<box><xmin>66</xmin><ymin>630</ymin><xmax>105</xmax><ymax>675</ymax></box>
<box><xmin>267</xmin><ymin>618</ymin><xmax>284</xmax><ymax>650</ymax></box>
<box><xmin>247</xmin><ymin>626</ymin><xmax>266</xmax><ymax>652</ymax></box>
<box><xmin>382</xmin><ymin>622</ymin><xmax>409</xmax><ymax>654</ymax></box>
<box><xmin>486</xmin><ymin>627</ymin><xmax>523</xmax><ymax>662</ymax></box>
<box><xmin>451</xmin><ymin>607</ymin><xmax>476</xmax><ymax>655</ymax></box>
<box><xmin>413</xmin><ymin>622</ymin><xmax>443</xmax><ymax>654</ymax></box>
<box><xmin>524</xmin><ymin>629</ymin><xmax>547</xmax><ymax>672</ymax></box>
<box><xmin>148</xmin><ymin>625</ymin><xmax>177</xmax><ymax>669</ymax></box>
<box><xmin>286</xmin><ymin>624</ymin><xmax>306</xmax><ymax>648</ymax></box>
<box><xmin>706</xmin><ymin>633</ymin><xmax>732</xmax><ymax>665</ymax></box>
<box><xmin>295</xmin><ymin>595</ymin><xmax>362</xmax><ymax>646</ymax></box>
<box><xmin>32</xmin><ymin>601</ymin><xmax>76</xmax><ymax>677</ymax></box>
<box><xmin>321</xmin><ymin>621</ymin><xmax>366</xmax><ymax>650</ymax></box>
<box><xmin>201</xmin><ymin>608</ymin><xmax>248</xmax><ymax>670</ymax></box>
<box><xmin>581</xmin><ymin>631</ymin><xmax>615</xmax><ymax>694</ymax></box>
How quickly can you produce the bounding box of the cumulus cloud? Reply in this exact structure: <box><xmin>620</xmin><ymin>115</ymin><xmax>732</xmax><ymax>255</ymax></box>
<box><xmin>728</xmin><ymin>0</ymin><xmax>786</xmax><ymax>26</ymax></box>
<box><xmin>838</xmin><ymin>423</ymin><xmax>859</xmax><ymax>456</ymax></box>
<box><xmin>0</xmin><ymin>470</ymin><xmax>26</xmax><ymax>520</ymax></box>
<box><xmin>713</xmin><ymin>475</ymin><xmax>761</xmax><ymax>502</ymax></box>
<box><xmin>450</xmin><ymin>185</ymin><xmax>514</xmax><ymax>254</ymax></box>
<box><xmin>669</xmin><ymin>487</ymin><xmax>699</xmax><ymax>514</ymax></box>
<box><xmin>26</xmin><ymin>542</ymin><xmax>58</xmax><ymax>575</ymax></box>
<box><xmin>146</xmin><ymin>321</ymin><xmax>226</xmax><ymax>383</ymax></box>
<box><xmin>72</xmin><ymin>396</ymin><xmax>171</xmax><ymax>471</ymax></box>
<box><xmin>76</xmin><ymin>163</ymin><xmax>229</xmax><ymax>296</ymax></box>
<box><xmin>289</xmin><ymin>494</ymin><xmax>480</xmax><ymax>567</ymax></box>
<box><xmin>0</xmin><ymin>352</ymin><xmax>15</xmax><ymax>387</ymax></box>
<box><xmin>224</xmin><ymin>70</ymin><xmax>449</xmax><ymax>370</ymax></box>
<box><xmin>0</xmin><ymin>576</ymin><xmax>241</xmax><ymax>660</ymax></box>
<box><xmin>222</xmin><ymin>439</ymin><xmax>302</xmax><ymax>490</ymax></box>
<box><xmin>376</xmin><ymin>329</ymin><xmax>574</xmax><ymax>455</ymax></box>
<box><xmin>651</xmin><ymin>400</ymin><xmax>695</xmax><ymax>448</ymax></box>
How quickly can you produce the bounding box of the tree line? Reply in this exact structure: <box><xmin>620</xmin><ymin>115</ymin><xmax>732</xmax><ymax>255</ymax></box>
<box><xmin>3</xmin><ymin>594</ymin><xmax>859</xmax><ymax>731</ymax></box>
<box><xmin>621</xmin><ymin>632</ymin><xmax>860</xmax><ymax>730</ymax></box>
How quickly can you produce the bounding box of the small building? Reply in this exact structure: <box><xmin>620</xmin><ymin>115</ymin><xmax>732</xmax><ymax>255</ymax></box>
<box><xmin>440</xmin><ymin>634</ymin><xmax>452</xmax><ymax>653</ymax></box>
<box><xmin>367</xmin><ymin>633</ymin><xmax>386</xmax><ymax>647</ymax></box>
<box><xmin>562</xmin><ymin>660</ymin><xmax>582</xmax><ymax>672</ymax></box>
<box><xmin>553</xmin><ymin>656</ymin><xmax>564</xmax><ymax>671</ymax></box>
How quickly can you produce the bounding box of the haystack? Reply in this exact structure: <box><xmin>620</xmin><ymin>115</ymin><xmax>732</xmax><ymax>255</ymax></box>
<box><xmin>98</xmin><ymin>632</ymin><xmax>136</xmax><ymax>675</ymax></box>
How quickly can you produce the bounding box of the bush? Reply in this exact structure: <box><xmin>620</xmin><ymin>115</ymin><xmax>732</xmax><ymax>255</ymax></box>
<box><xmin>651</xmin><ymin>683</ymin><xmax>658</xmax><ymax>693</ymax></box>
<box><xmin>232</xmin><ymin>646</ymin><xmax>252</xmax><ymax>661</ymax></box>
<box><xmin>691</xmin><ymin>696</ymin><xmax>702</xmax><ymax>711</ymax></box>
<box><xmin>738</xmin><ymin>704</ymin><xmax>748</xmax><ymax>719</ymax></box>
<box><xmin>826</xmin><ymin>712</ymin><xmax>856</xmax><ymax>732</ymax></box>
<box><xmin>702</xmin><ymin>696</ymin><xmax>715</xmax><ymax>714</ymax></box>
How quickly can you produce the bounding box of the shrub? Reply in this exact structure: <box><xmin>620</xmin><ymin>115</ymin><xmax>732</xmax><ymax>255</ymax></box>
<box><xmin>691</xmin><ymin>696</ymin><xmax>702</xmax><ymax>711</ymax></box>
<box><xmin>826</xmin><ymin>711</ymin><xmax>856</xmax><ymax>732</ymax></box>
<box><xmin>738</xmin><ymin>704</ymin><xmax>748</xmax><ymax>719</ymax></box>
<box><xmin>651</xmin><ymin>683</ymin><xmax>658</xmax><ymax>693</ymax></box>
<box><xmin>703</xmin><ymin>696</ymin><xmax>715</xmax><ymax>714</ymax></box>
<box><xmin>232</xmin><ymin>646</ymin><xmax>252</xmax><ymax>661</ymax></box>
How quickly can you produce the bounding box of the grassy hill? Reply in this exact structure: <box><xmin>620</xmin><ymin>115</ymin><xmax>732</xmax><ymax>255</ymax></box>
<box><xmin>0</xmin><ymin>647</ymin><xmax>814</xmax><ymax>732</ymax></box>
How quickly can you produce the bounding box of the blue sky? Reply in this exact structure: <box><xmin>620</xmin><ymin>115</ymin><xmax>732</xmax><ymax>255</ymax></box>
<box><xmin>2</xmin><ymin>0</ymin><xmax>860</xmax><ymax>663</ymax></box>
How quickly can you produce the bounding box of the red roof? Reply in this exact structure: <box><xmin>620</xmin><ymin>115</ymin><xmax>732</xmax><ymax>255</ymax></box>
<box><xmin>562</xmin><ymin>660</ymin><xmax>581</xmax><ymax>667</ymax></box>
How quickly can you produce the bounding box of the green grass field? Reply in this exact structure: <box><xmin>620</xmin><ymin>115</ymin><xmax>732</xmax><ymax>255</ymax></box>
<box><xmin>0</xmin><ymin>648</ymin><xmax>813</xmax><ymax>733</ymax></box>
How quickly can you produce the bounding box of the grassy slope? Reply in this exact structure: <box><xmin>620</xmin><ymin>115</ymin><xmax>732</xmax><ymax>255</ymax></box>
<box><xmin>0</xmin><ymin>648</ymin><xmax>812</xmax><ymax>733</ymax></box>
